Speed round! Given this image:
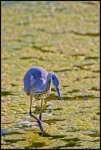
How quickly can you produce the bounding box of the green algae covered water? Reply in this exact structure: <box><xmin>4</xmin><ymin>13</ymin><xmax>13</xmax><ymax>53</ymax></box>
<box><xmin>1</xmin><ymin>1</ymin><xmax>100</xmax><ymax>149</ymax></box>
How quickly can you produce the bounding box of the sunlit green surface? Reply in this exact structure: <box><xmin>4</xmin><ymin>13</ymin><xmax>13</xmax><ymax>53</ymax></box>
<box><xmin>1</xmin><ymin>1</ymin><xmax>100</xmax><ymax>149</ymax></box>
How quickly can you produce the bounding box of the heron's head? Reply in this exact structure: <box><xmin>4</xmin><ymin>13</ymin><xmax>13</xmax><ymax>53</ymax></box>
<box><xmin>52</xmin><ymin>73</ymin><xmax>62</xmax><ymax>100</ymax></box>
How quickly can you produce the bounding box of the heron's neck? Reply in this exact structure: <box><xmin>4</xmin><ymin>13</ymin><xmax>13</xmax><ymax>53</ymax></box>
<box><xmin>43</xmin><ymin>79</ymin><xmax>51</xmax><ymax>93</ymax></box>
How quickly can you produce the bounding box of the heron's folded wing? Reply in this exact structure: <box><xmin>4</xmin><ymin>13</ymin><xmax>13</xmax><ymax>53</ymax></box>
<box><xmin>24</xmin><ymin>73</ymin><xmax>36</xmax><ymax>94</ymax></box>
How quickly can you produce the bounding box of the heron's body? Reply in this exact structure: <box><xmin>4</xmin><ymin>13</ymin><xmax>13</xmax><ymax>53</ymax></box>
<box><xmin>23</xmin><ymin>66</ymin><xmax>62</xmax><ymax>132</ymax></box>
<box><xmin>24</xmin><ymin>67</ymin><xmax>51</xmax><ymax>99</ymax></box>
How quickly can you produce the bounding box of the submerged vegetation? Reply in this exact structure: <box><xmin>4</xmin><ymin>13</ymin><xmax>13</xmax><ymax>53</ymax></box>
<box><xmin>1</xmin><ymin>1</ymin><xmax>100</xmax><ymax>149</ymax></box>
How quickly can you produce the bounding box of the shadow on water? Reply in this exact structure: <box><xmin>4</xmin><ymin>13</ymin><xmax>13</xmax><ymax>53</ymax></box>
<box><xmin>47</xmin><ymin>134</ymin><xmax>100</xmax><ymax>149</ymax></box>
<box><xmin>83</xmin><ymin>76</ymin><xmax>97</xmax><ymax>79</ymax></box>
<box><xmin>1</xmin><ymin>90</ymin><xmax>15</xmax><ymax>96</ymax></box>
<box><xmin>96</xmin><ymin>112</ymin><xmax>100</xmax><ymax>115</ymax></box>
<box><xmin>68</xmin><ymin>89</ymin><xmax>80</xmax><ymax>93</ymax></box>
<box><xmin>10</xmin><ymin>83</ymin><xmax>18</xmax><ymax>87</ymax></box>
<box><xmin>75</xmin><ymin>75</ymin><xmax>99</xmax><ymax>81</ymax></box>
<box><xmin>81</xmin><ymin>130</ymin><xmax>100</xmax><ymax>138</ymax></box>
<box><xmin>21</xmin><ymin>33</ymin><xmax>34</xmax><ymax>37</ymax></box>
<box><xmin>90</xmin><ymin>87</ymin><xmax>100</xmax><ymax>91</ymax></box>
<box><xmin>43</xmin><ymin>118</ymin><xmax>65</xmax><ymax>125</ymax></box>
<box><xmin>84</xmin><ymin>56</ymin><xmax>99</xmax><ymax>60</ymax></box>
<box><xmin>46</xmin><ymin>94</ymin><xmax>59</xmax><ymax>100</ymax></box>
<box><xmin>20</xmin><ymin>56</ymin><xmax>34</xmax><ymax>60</ymax></box>
<box><xmin>81</xmin><ymin>1</ymin><xmax>99</xmax><ymax>5</ymax></box>
<box><xmin>70</xmin><ymin>53</ymin><xmax>85</xmax><ymax>57</ymax></box>
<box><xmin>31</xmin><ymin>44</ymin><xmax>55</xmax><ymax>53</ymax></box>
<box><xmin>5</xmin><ymin>138</ymin><xmax>25</xmax><ymax>143</ymax></box>
<box><xmin>70</xmin><ymin>30</ymin><xmax>99</xmax><ymax>37</ymax></box>
<box><xmin>92</xmin><ymin>70</ymin><xmax>100</xmax><ymax>73</ymax></box>
<box><xmin>63</xmin><ymin>95</ymin><xmax>99</xmax><ymax>100</ymax></box>
<box><xmin>51</xmin><ymin>137</ymin><xmax>81</xmax><ymax>148</ymax></box>
<box><xmin>51</xmin><ymin>142</ymin><xmax>80</xmax><ymax>149</ymax></box>
<box><xmin>2</xmin><ymin>57</ymin><xmax>8</xmax><ymax>60</ymax></box>
<box><xmin>20</xmin><ymin>56</ymin><xmax>45</xmax><ymax>61</ymax></box>
<box><xmin>51</xmin><ymin>107</ymin><xmax>62</xmax><ymax>111</ymax></box>
<box><xmin>25</xmin><ymin>141</ymin><xmax>46</xmax><ymax>149</ymax></box>
<box><xmin>73</xmin><ymin>63</ymin><xmax>95</xmax><ymax>71</ymax></box>
<box><xmin>39</xmin><ymin>131</ymin><xmax>66</xmax><ymax>139</ymax></box>
<box><xmin>62</xmin><ymin>137</ymin><xmax>80</xmax><ymax>142</ymax></box>
<box><xmin>53</xmin><ymin>68</ymin><xmax>72</xmax><ymax>72</ymax></box>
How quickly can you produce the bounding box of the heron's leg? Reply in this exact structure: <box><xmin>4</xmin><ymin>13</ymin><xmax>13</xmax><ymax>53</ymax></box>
<box><xmin>29</xmin><ymin>95</ymin><xmax>32</xmax><ymax>115</ymax></box>
<box><xmin>29</xmin><ymin>96</ymin><xmax>44</xmax><ymax>132</ymax></box>
<box><xmin>39</xmin><ymin>99</ymin><xmax>43</xmax><ymax>121</ymax></box>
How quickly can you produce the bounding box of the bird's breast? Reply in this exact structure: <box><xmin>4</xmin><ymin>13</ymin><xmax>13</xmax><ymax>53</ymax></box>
<box><xmin>30</xmin><ymin>82</ymin><xmax>51</xmax><ymax>99</ymax></box>
<box><xmin>30</xmin><ymin>88</ymin><xmax>51</xmax><ymax>99</ymax></box>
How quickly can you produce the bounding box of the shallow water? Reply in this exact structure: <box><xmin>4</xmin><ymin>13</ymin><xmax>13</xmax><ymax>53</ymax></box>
<box><xmin>1</xmin><ymin>1</ymin><xmax>100</xmax><ymax>149</ymax></box>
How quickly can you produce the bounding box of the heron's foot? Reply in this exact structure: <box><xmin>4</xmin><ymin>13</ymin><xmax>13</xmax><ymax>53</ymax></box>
<box><xmin>39</xmin><ymin>130</ymin><xmax>45</xmax><ymax>136</ymax></box>
<box><xmin>37</xmin><ymin>119</ymin><xmax>44</xmax><ymax>132</ymax></box>
<box><xmin>29</xmin><ymin>111</ymin><xmax>44</xmax><ymax>132</ymax></box>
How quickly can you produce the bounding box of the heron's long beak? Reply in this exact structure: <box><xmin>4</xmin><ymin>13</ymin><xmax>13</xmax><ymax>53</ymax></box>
<box><xmin>56</xmin><ymin>87</ymin><xmax>62</xmax><ymax>100</ymax></box>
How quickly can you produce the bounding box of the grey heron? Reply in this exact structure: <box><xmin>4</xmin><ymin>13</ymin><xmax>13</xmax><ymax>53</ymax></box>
<box><xmin>23</xmin><ymin>66</ymin><xmax>62</xmax><ymax>132</ymax></box>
